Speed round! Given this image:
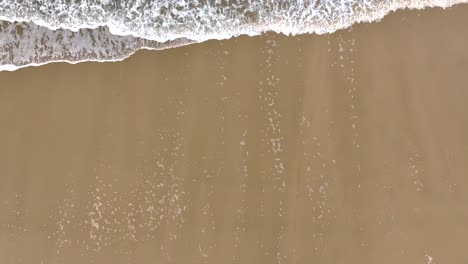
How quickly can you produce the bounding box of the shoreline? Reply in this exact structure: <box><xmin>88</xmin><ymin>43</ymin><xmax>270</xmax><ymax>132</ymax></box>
<box><xmin>1</xmin><ymin>2</ymin><xmax>468</xmax><ymax>72</ymax></box>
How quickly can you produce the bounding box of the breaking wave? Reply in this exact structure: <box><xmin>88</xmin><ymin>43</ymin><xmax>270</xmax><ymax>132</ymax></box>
<box><xmin>0</xmin><ymin>0</ymin><xmax>466</xmax><ymax>71</ymax></box>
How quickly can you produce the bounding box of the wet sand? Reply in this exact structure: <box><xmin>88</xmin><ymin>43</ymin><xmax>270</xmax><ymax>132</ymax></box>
<box><xmin>1</xmin><ymin>5</ymin><xmax>468</xmax><ymax>264</ymax></box>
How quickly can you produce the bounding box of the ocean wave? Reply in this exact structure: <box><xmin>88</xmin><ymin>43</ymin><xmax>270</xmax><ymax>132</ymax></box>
<box><xmin>0</xmin><ymin>0</ymin><xmax>466</xmax><ymax>71</ymax></box>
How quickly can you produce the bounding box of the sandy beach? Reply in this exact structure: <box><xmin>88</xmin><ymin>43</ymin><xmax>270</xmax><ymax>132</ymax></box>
<box><xmin>1</xmin><ymin>4</ymin><xmax>468</xmax><ymax>264</ymax></box>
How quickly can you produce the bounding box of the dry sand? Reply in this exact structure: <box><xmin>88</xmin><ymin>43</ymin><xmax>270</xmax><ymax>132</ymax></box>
<box><xmin>1</xmin><ymin>5</ymin><xmax>468</xmax><ymax>264</ymax></box>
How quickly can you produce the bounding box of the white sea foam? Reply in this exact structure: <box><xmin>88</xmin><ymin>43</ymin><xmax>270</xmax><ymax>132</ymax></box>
<box><xmin>0</xmin><ymin>0</ymin><xmax>466</xmax><ymax>71</ymax></box>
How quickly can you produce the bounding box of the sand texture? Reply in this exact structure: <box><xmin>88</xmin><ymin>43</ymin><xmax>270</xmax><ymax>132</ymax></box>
<box><xmin>1</xmin><ymin>5</ymin><xmax>468</xmax><ymax>264</ymax></box>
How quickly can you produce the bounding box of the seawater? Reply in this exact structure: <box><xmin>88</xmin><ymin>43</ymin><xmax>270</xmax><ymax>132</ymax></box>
<box><xmin>0</xmin><ymin>0</ymin><xmax>465</xmax><ymax>71</ymax></box>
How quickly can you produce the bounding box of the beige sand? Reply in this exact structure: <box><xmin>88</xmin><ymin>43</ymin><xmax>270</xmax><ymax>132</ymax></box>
<box><xmin>1</xmin><ymin>5</ymin><xmax>468</xmax><ymax>264</ymax></box>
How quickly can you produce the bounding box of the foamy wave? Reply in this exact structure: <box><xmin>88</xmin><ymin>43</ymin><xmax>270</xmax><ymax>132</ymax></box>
<box><xmin>0</xmin><ymin>0</ymin><xmax>466</xmax><ymax>71</ymax></box>
<box><xmin>0</xmin><ymin>21</ymin><xmax>193</xmax><ymax>71</ymax></box>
